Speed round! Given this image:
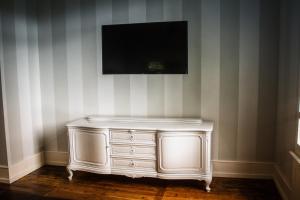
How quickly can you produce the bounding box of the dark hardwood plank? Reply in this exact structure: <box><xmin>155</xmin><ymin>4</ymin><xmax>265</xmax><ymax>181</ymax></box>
<box><xmin>0</xmin><ymin>166</ymin><xmax>281</xmax><ymax>200</ymax></box>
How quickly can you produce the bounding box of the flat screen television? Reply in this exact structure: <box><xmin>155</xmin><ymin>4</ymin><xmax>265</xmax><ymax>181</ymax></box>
<box><xmin>102</xmin><ymin>21</ymin><xmax>188</xmax><ymax>74</ymax></box>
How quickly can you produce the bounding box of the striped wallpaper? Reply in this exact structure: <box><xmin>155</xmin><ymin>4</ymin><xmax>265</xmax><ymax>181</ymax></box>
<box><xmin>276</xmin><ymin>0</ymin><xmax>300</xmax><ymax>188</ymax></box>
<box><xmin>1</xmin><ymin>0</ymin><xmax>43</xmax><ymax>165</ymax></box>
<box><xmin>0</xmin><ymin>0</ymin><xmax>279</xmax><ymax>165</ymax></box>
<box><xmin>0</xmin><ymin>13</ymin><xmax>7</xmax><ymax>166</ymax></box>
<box><xmin>0</xmin><ymin>71</ymin><xmax>7</xmax><ymax>166</ymax></box>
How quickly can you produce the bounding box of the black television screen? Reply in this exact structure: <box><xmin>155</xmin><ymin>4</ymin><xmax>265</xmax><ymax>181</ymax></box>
<box><xmin>102</xmin><ymin>21</ymin><xmax>188</xmax><ymax>74</ymax></box>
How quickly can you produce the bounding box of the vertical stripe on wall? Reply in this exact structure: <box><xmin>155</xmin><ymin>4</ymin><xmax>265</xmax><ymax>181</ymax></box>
<box><xmin>256</xmin><ymin>0</ymin><xmax>279</xmax><ymax>161</ymax></box>
<box><xmin>97</xmin><ymin>0</ymin><xmax>114</xmax><ymax>116</ymax></box>
<box><xmin>276</xmin><ymin>0</ymin><xmax>288</xmax><ymax>167</ymax></box>
<box><xmin>0</xmin><ymin>3</ymin><xmax>12</xmax><ymax>166</ymax></box>
<box><xmin>276</xmin><ymin>0</ymin><xmax>300</xmax><ymax>185</ymax></box>
<box><xmin>81</xmin><ymin>0</ymin><xmax>98</xmax><ymax>115</ymax></box>
<box><xmin>182</xmin><ymin>0</ymin><xmax>201</xmax><ymax>117</ymax></box>
<box><xmin>163</xmin><ymin>0</ymin><xmax>183</xmax><ymax>117</ymax></box>
<box><xmin>112</xmin><ymin>0</ymin><xmax>130</xmax><ymax>116</ymax></box>
<box><xmin>66</xmin><ymin>0</ymin><xmax>84</xmax><ymax>120</ymax></box>
<box><xmin>282</xmin><ymin>0</ymin><xmax>300</xmax><ymax>178</ymax></box>
<box><xmin>219</xmin><ymin>0</ymin><xmax>239</xmax><ymax>160</ymax></box>
<box><xmin>0</xmin><ymin>70</ymin><xmax>8</xmax><ymax>165</ymax></box>
<box><xmin>276</xmin><ymin>0</ymin><xmax>290</xmax><ymax>172</ymax></box>
<box><xmin>1</xmin><ymin>0</ymin><xmax>24</xmax><ymax>163</ymax></box>
<box><xmin>146</xmin><ymin>0</ymin><xmax>164</xmax><ymax>117</ymax></box>
<box><xmin>286</xmin><ymin>0</ymin><xmax>300</xmax><ymax>153</ymax></box>
<box><xmin>37</xmin><ymin>0</ymin><xmax>58</xmax><ymax>151</ymax></box>
<box><xmin>129</xmin><ymin>0</ymin><xmax>147</xmax><ymax>117</ymax></box>
<box><xmin>51</xmin><ymin>0</ymin><xmax>68</xmax><ymax>152</ymax></box>
<box><xmin>0</xmin><ymin>11</ymin><xmax>8</xmax><ymax>166</ymax></box>
<box><xmin>0</xmin><ymin>11</ymin><xmax>8</xmax><ymax>164</ymax></box>
<box><xmin>201</xmin><ymin>0</ymin><xmax>221</xmax><ymax>160</ymax></box>
<box><xmin>27</xmin><ymin>0</ymin><xmax>44</xmax><ymax>154</ymax></box>
<box><xmin>15</xmin><ymin>0</ymin><xmax>34</xmax><ymax>158</ymax></box>
<box><xmin>237</xmin><ymin>0</ymin><xmax>260</xmax><ymax>161</ymax></box>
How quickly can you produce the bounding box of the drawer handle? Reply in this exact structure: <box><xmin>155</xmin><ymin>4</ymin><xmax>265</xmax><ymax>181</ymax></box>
<box><xmin>130</xmin><ymin>160</ymin><xmax>135</xmax><ymax>167</ymax></box>
<box><xmin>130</xmin><ymin>135</ymin><xmax>134</xmax><ymax>141</ymax></box>
<box><xmin>130</xmin><ymin>148</ymin><xmax>135</xmax><ymax>154</ymax></box>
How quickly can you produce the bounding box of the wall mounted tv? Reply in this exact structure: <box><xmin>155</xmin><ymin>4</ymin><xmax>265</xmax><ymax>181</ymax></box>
<box><xmin>102</xmin><ymin>21</ymin><xmax>188</xmax><ymax>74</ymax></box>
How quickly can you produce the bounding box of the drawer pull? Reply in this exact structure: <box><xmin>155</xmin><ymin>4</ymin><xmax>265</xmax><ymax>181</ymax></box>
<box><xmin>130</xmin><ymin>160</ymin><xmax>135</xmax><ymax>167</ymax></box>
<box><xmin>130</xmin><ymin>135</ymin><xmax>134</xmax><ymax>141</ymax></box>
<box><xmin>130</xmin><ymin>148</ymin><xmax>135</xmax><ymax>154</ymax></box>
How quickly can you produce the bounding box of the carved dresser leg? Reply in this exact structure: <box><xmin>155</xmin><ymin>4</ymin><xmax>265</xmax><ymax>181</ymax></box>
<box><xmin>204</xmin><ymin>177</ymin><xmax>212</xmax><ymax>192</ymax></box>
<box><xmin>67</xmin><ymin>166</ymin><xmax>73</xmax><ymax>181</ymax></box>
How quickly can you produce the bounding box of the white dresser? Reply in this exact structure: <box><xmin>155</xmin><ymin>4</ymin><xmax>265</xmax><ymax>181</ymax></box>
<box><xmin>66</xmin><ymin>116</ymin><xmax>213</xmax><ymax>191</ymax></box>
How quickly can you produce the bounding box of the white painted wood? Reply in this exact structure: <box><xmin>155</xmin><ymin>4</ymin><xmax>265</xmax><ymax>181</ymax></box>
<box><xmin>111</xmin><ymin>157</ymin><xmax>156</xmax><ymax>171</ymax></box>
<box><xmin>66</xmin><ymin>116</ymin><xmax>213</xmax><ymax>191</ymax></box>
<box><xmin>214</xmin><ymin>160</ymin><xmax>274</xmax><ymax>179</ymax></box>
<box><xmin>111</xmin><ymin>145</ymin><xmax>156</xmax><ymax>159</ymax></box>
<box><xmin>0</xmin><ymin>165</ymin><xmax>9</xmax><ymax>184</ymax></box>
<box><xmin>74</xmin><ymin>132</ymin><xmax>108</xmax><ymax>165</ymax></box>
<box><xmin>69</xmin><ymin>116</ymin><xmax>213</xmax><ymax>132</ymax></box>
<box><xmin>67</xmin><ymin>128</ymin><xmax>110</xmax><ymax>179</ymax></box>
<box><xmin>111</xmin><ymin>168</ymin><xmax>157</xmax><ymax>179</ymax></box>
<box><xmin>8</xmin><ymin>152</ymin><xmax>44</xmax><ymax>184</ymax></box>
<box><xmin>274</xmin><ymin>165</ymin><xmax>292</xmax><ymax>200</ymax></box>
<box><xmin>157</xmin><ymin>132</ymin><xmax>204</xmax><ymax>173</ymax></box>
<box><xmin>110</xmin><ymin>130</ymin><xmax>156</xmax><ymax>144</ymax></box>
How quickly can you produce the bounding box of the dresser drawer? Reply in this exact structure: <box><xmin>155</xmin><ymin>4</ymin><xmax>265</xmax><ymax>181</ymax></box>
<box><xmin>111</xmin><ymin>145</ymin><xmax>156</xmax><ymax>159</ymax></box>
<box><xmin>111</xmin><ymin>158</ymin><xmax>156</xmax><ymax>171</ymax></box>
<box><xmin>110</xmin><ymin>129</ymin><xmax>156</xmax><ymax>144</ymax></box>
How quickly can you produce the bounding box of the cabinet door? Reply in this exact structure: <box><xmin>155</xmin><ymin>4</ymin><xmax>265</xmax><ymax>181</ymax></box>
<box><xmin>70</xmin><ymin>129</ymin><xmax>110</xmax><ymax>168</ymax></box>
<box><xmin>158</xmin><ymin>132</ymin><xmax>206</xmax><ymax>174</ymax></box>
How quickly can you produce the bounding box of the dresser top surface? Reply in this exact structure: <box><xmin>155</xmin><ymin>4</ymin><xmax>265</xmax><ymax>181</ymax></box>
<box><xmin>66</xmin><ymin>116</ymin><xmax>214</xmax><ymax>132</ymax></box>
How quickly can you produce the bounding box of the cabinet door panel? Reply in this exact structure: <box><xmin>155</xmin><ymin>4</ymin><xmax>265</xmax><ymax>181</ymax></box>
<box><xmin>74</xmin><ymin>131</ymin><xmax>108</xmax><ymax>166</ymax></box>
<box><xmin>158</xmin><ymin>132</ymin><xmax>205</xmax><ymax>173</ymax></box>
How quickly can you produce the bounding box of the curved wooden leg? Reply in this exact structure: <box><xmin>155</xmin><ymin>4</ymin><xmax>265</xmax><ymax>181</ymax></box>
<box><xmin>204</xmin><ymin>177</ymin><xmax>212</xmax><ymax>192</ymax></box>
<box><xmin>67</xmin><ymin>166</ymin><xmax>73</xmax><ymax>181</ymax></box>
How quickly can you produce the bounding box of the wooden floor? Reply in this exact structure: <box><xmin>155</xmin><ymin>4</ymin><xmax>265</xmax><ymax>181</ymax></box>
<box><xmin>0</xmin><ymin>166</ymin><xmax>281</xmax><ymax>200</ymax></box>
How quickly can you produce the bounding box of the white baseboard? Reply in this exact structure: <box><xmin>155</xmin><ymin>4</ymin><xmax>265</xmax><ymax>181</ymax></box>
<box><xmin>0</xmin><ymin>152</ymin><xmax>45</xmax><ymax>184</ymax></box>
<box><xmin>8</xmin><ymin>151</ymin><xmax>44</xmax><ymax>183</ymax></box>
<box><xmin>44</xmin><ymin>151</ymin><xmax>275</xmax><ymax>179</ymax></box>
<box><xmin>0</xmin><ymin>165</ymin><xmax>9</xmax><ymax>183</ymax></box>
<box><xmin>212</xmin><ymin>160</ymin><xmax>274</xmax><ymax>179</ymax></box>
<box><xmin>273</xmin><ymin>165</ymin><xmax>292</xmax><ymax>200</ymax></box>
<box><xmin>44</xmin><ymin>151</ymin><xmax>68</xmax><ymax>166</ymax></box>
